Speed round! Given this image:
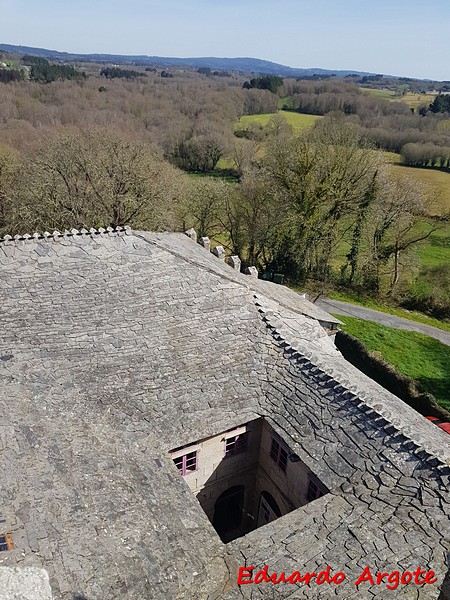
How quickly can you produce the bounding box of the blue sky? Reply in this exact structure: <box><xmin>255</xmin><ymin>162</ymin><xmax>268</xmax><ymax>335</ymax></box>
<box><xmin>1</xmin><ymin>0</ymin><xmax>449</xmax><ymax>80</ymax></box>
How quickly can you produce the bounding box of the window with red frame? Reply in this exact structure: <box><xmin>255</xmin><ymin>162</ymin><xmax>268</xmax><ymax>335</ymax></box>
<box><xmin>225</xmin><ymin>432</ymin><xmax>248</xmax><ymax>458</ymax></box>
<box><xmin>270</xmin><ymin>437</ymin><xmax>288</xmax><ymax>473</ymax></box>
<box><xmin>173</xmin><ymin>450</ymin><xmax>198</xmax><ymax>476</ymax></box>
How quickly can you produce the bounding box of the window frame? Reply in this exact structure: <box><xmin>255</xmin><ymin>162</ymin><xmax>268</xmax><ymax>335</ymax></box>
<box><xmin>270</xmin><ymin>437</ymin><xmax>288</xmax><ymax>473</ymax></box>
<box><xmin>306</xmin><ymin>477</ymin><xmax>326</xmax><ymax>502</ymax></box>
<box><xmin>224</xmin><ymin>431</ymin><xmax>249</xmax><ymax>458</ymax></box>
<box><xmin>170</xmin><ymin>443</ymin><xmax>200</xmax><ymax>477</ymax></box>
<box><xmin>0</xmin><ymin>533</ymin><xmax>14</xmax><ymax>552</ymax></box>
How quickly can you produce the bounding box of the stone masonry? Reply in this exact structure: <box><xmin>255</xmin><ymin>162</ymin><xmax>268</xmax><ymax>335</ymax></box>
<box><xmin>0</xmin><ymin>228</ymin><xmax>448</xmax><ymax>599</ymax></box>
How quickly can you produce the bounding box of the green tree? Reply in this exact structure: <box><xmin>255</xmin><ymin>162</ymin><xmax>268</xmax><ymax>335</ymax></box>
<box><xmin>179</xmin><ymin>177</ymin><xmax>229</xmax><ymax>239</ymax></box>
<box><xmin>220</xmin><ymin>166</ymin><xmax>288</xmax><ymax>266</ymax></box>
<box><xmin>260</xmin><ymin>120</ymin><xmax>381</xmax><ymax>280</ymax></box>
<box><xmin>242</xmin><ymin>76</ymin><xmax>284</xmax><ymax>94</ymax></box>
<box><xmin>429</xmin><ymin>94</ymin><xmax>450</xmax><ymax>114</ymax></box>
<box><xmin>175</xmin><ymin>134</ymin><xmax>227</xmax><ymax>173</ymax></box>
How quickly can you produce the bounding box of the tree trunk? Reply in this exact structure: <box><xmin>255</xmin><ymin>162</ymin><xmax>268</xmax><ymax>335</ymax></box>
<box><xmin>391</xmin><ymin>244</ymin><xmax>400</xmax><ymax>291</ymax></box>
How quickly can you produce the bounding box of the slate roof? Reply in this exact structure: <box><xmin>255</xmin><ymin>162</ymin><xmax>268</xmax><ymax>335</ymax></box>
<box><xmin>0</xmin><ymin>228</ymin><xmax>449</xmax><ymax>600</ymax></box>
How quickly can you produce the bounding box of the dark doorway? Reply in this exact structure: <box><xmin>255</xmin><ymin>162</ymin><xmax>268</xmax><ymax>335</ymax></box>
<box><xmin>213</xmin><ymin>485</ymin><xmax>245</xmax><ymax>542</ymax></box>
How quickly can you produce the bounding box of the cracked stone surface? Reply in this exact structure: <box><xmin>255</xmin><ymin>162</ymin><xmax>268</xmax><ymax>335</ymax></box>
<box><xmin>0</xmin><ymin>567</ymin><xmax>53</xmax><ymax>599</ymax></box>
<box><xmin>0</xmin><ymin>230</ymin><xmax>448</xmax><ymax>599</ymax></box>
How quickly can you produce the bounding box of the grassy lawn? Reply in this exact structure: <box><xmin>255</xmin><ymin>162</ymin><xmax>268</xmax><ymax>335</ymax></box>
<box><xmin>337</xmin><ymin>315</ymin><xmax>450</xmax><ymax>411</ymax></box>
<box><xmin>215</xmin><ymin>156</ymin><xmax>235</xmax><ymax>170</ymax></box>
<box><xmin>236</xmin><ymin>110</ymin><xmax>322</xmax><ymax>133</ymax></box>
<box><xmin>411</xmin><ymin>221</ymin><xmax>450</xmax><ymax>269</ymax></box>
<box><xmin>384</xmin><ymin>151</ymin><xmax>402</xmax><ymax>164</ymax></box>
<box><xmin>390</xmin><ymin>164</ymin><xmax>450</xmax><ymax>212</ymax></box>
<box><xmin>329</xmin><ymin>289</ymin><xmax>450</xmax><ymax>332</ymax></box>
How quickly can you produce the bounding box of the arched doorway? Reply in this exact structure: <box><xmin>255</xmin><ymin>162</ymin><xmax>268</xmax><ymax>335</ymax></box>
<box><xmin>213</xmin><ymin>485</ymin><xmax>245</xmax><ymax>541</ymax></box>
<box><xmin>257</xmin><ymin>491</ymin><xmax>281</xmax><ymax>528</ymax></box>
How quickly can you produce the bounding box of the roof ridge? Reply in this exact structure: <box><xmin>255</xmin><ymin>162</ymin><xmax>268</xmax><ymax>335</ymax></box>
<box><xmin>254</xmin><ymin>294</ymin><xmax>450</xmax><ymax>471</ymax></box>
<box><xmin>0</xmin><ymin>225</ymin><xmax>132</xmax><ymax>243</ymax></box>
<box><xmin>134</xmin><ymin>231</ymin><xmax>251</xmax><ymax>280</ymax></box>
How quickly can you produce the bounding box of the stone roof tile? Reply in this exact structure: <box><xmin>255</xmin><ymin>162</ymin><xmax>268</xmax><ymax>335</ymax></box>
<box><xmin>0</xmin><ymin>230</ymin><xmax>448</xmax><ymax>599</ymax></box>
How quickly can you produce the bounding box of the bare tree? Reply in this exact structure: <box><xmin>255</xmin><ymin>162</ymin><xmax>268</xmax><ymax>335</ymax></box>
<box><xmin>9</xmin><ymin>129</ymin><xmax>187</xmax><ymax>232</ymax></box>
<box><xmin>363</xmin><ymin>171</ymin><xmax>444</xmax><ymax>293</ymax></box>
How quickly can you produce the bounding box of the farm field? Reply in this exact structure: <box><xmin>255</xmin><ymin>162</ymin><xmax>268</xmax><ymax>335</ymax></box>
<box><xmin>337</xmin><ymin>316</ymin><xmax>450</xmax><ymax>411</ymax></box>
<box><xmin>379</xmin><ymin>151</ymin><xmax>450</xmax><ymax>212</ymax></box>
<box><xmin>359</xmin><ymin>87</ymin><xmax>397</xmax><ymax>100</ymax></box>
<box><xmin>391</xmin><ymin>163</ymin><xmax>450</xmax><ymax>212</ymax></box>
<box><xmin>400</xmin><ymin>92</ymin><xmax>437</xmax><ymax>109</ymax></box>
<box><xmin>371</xmin><ymin>151</ymin><xmax>450</xmax><ymax>213</ymax></box>
<box><xmin>235</xmin><ymin>110</ymin><xmax>322</xmax><ymax>132</ymax></box>
<box><xmin>217</xmin><ymin>110</ymin><xmax>322</xmax><ymax>171</ymax></box>
<box><xmin>359</xmin><ymin>87</ymin><xmax>436</xmax><ymax>109</ymax></box>
<box><xmin>382</xmin><ymin>150</ymin><xmax>450</xmax><ymax>213</ymax></box>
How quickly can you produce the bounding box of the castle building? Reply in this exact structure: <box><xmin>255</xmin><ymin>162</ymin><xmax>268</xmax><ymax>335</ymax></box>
<box><xmin>0</xmin><ymin>227</ymin><xmax>448</xmax><ymax>599</ymax></box>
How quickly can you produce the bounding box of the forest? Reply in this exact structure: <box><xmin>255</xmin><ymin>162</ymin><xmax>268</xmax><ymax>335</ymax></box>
<box><xmin>0</xmin><ymin>51</ymin><xmax>449</xmax><ymax>322</ymax></box>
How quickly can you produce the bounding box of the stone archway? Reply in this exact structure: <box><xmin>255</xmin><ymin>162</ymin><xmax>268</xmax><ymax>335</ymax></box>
<box><xmin>213</xmin><ymin>485</ymin><xmax>245</xmax><ymax>541</ymax></box>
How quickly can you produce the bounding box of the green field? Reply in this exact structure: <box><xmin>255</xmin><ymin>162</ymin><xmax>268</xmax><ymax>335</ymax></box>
<box><xmin>376</xmin><ymin>152</ymin><xmax>450</xmax><ymax>270</ymax></box>
<box><xmin>379</xmin><ymin>152</ymin><xmax>450</xmax><ymax>213</ymax></box>
<box><xmin>391</xmin><ymin>164</ymin><xmax>450</xmax><ymax>212</ymax></box>
<box><xmin>359</xmin><ymin>87</ymin><xmax>397</xmax><ymax>101</ymax></box>
<box><xmin>402</xmin><ymin>93</ymin><xmax>436</xmax><ymax>109</ymax></box>
<box><xmin>216</xmin><ymin>110</ymin><xmax>322</xmax><ymax>171</ymax></box>
<box><xmin>388</xmin><ymin>158</ymin><xmax>450</xmax><ymax>269</ymax></box>
<box><xmin>384</xmin><ymin>151</ymin><xmax>402</xmax><ymax>164</ymax></box>
<box><xmin>337</xmin><ymin>316</ymin><xmax>450</xmax><ymax>411</ymax></box>
<box><xmin>412</xmin><ymin>221</ymin><xmax>450</xmax><ymax>269</ymax></box>
<box><xmin>360</xmin><ymin>88</ymin><xmax>436</xmax><ymax>109</ymax></box>
<box><xmin>236</xmin><ymin>110</ymin><xmax>322</xmax><ymax>132</ymax></box>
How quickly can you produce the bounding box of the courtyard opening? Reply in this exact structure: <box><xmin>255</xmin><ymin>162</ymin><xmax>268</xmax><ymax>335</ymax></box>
<box><xmin>169</xmin><ymin>418</ymin><xmax>328</xmax><ymax>543</ymax></box>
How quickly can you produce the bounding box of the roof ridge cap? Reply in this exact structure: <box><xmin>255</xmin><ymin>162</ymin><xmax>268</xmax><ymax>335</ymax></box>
<box><xmin>0</xmin><ymin>225</ymin><xmax>132</xmax><ymax>243</ymax></box>
<box><xmin>256</xmin><ymin>295</ymin><xmax>450</xmax><ymax>470</ymax></box>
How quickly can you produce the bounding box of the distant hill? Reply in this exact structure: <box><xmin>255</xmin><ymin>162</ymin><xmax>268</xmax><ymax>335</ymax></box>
<box><xmin>0</xmin><ymin>43</ymin><xmax>376</xmax><ymax>78</ymax></box>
